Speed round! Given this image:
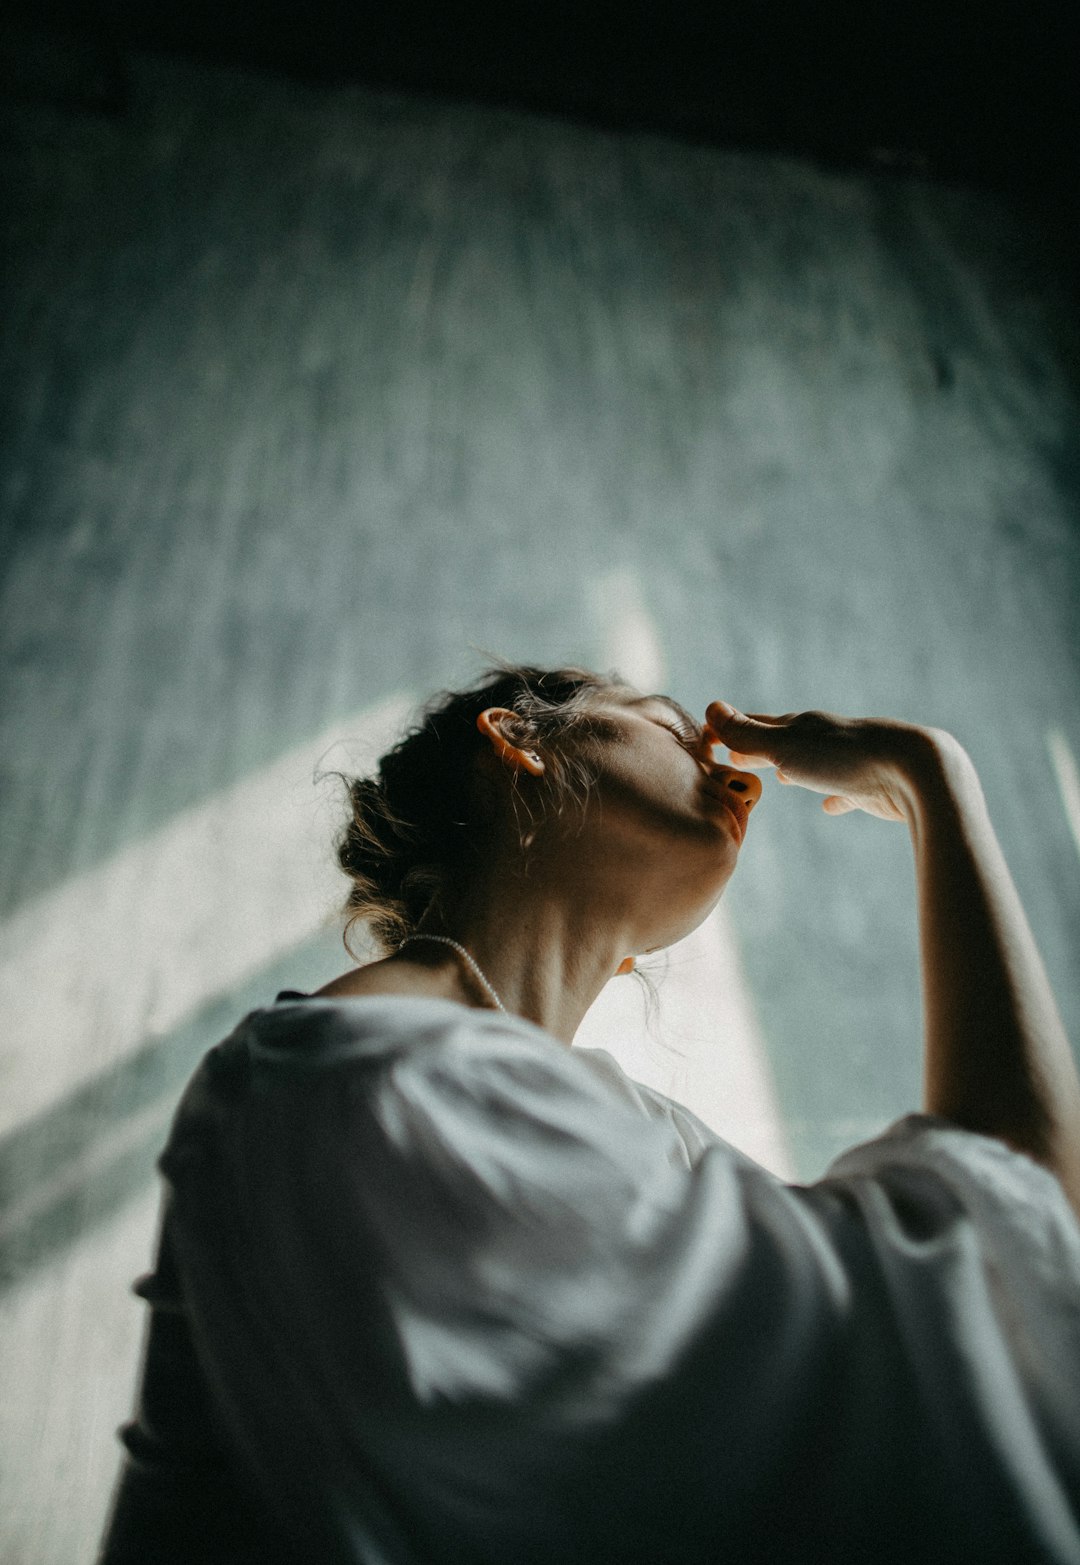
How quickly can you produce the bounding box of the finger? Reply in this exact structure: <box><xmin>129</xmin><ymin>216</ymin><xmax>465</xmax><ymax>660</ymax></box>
<box><xmin>707</xmin><ymin>700</ymin><xmax>762</xmax><ymax>721</ymax></box>
<box><xmin>706</xmin><ymin>700</ymin><xmax>762</xmax><ymax>727</ymax></box>
<box><xmin>726</xmin><ymin>750</ymin><xmax>775</xmax><ymax>769</ymax></box>
<box><xmin>706</xmin><ymin>705</ymin><xmax>781</xmax><ymax>744</ymax></box>
<box><xmin>707</xmin><ymin>706</ymin><xmax>797</xmax><ymax>728</ymax></box>
<box><xmin>706</xmin><ymin>704</ymin><xmax>789</xmax><ymax>771</ymax></box>
<box><xmin>823</xmin><ymin>795</ymin><xmax>856</xmax><ymax>814</ymax></box>
<box><xmin>706</xmin><ymin>702</ymin><xmax>795</xmax><ymax>737</ymax></box>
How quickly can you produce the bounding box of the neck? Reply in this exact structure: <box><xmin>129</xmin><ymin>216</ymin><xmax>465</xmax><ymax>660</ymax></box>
<box><xmin>416</xmin><ymin>878</ymin><xmax>640</xmax><ymax>1046</ymax></box>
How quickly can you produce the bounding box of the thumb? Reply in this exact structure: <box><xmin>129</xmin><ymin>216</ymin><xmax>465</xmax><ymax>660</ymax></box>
<box><xmin>706</xmin><ymin>701</ymin><xmax>777</xmax><ymax>764</ymax></box>
<box><xmin>707</xmin><ymin>699</ymin><xmax>744</xmax><ymax>727</ymax></box>
<box><xmin>823</xmin><ymin>795</ymin><xmax>856</xmax><ymax>814</ymax></box>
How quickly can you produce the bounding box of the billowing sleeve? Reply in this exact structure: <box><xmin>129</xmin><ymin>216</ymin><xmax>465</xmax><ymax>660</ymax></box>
<box><xmin>808</xmin><ymin>1113</ymin><xmax>1080</xmax><ymax>1561</ymax></box>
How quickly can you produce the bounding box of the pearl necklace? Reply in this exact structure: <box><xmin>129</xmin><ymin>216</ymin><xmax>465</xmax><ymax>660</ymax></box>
<box><xmin>397</xmin><ymin>934</ymin><xmax>507</xmax><ymax>1014</ymax></box>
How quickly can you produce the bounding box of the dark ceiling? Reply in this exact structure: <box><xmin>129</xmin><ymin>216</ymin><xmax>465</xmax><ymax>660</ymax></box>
<box><xmin>5</xmin><ymin>1</ymin><xmax>1078</xmax><ymax>256</ymax></box>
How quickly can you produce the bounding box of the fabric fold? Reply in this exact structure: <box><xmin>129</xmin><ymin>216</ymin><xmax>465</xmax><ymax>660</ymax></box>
<box><xmin>100</xmin><ymin>994</ymin><xmax>1080</xmax><ymax>1565</ymax></box>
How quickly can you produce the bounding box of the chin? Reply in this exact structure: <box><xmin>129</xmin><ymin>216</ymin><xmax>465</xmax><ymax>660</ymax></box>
<box><xmin>647</xmin><ymin>890</ymin><xmax>729</xmax><ymax>953</ymax></box>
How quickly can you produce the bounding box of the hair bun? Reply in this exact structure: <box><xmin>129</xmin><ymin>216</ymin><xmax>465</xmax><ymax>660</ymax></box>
<box><xmin>331</xmin><ymin>660</ymin><xmax>622</xmax><ymax>957</ymax></box>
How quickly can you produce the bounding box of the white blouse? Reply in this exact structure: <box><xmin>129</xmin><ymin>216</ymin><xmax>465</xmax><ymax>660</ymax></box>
<box><xmin>157</xmin><ymin>994</ymin><xmax>1080</xmax><ymax>1565</ymax></box>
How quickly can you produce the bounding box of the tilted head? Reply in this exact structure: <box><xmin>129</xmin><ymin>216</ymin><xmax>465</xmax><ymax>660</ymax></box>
<box><xmin>335</xmin><ymin>657</ymin><xmax>761</xmax><ymax>960</ymax></box>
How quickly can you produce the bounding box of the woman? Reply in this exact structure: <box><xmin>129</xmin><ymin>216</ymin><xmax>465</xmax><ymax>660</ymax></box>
<box><xmin>98</xmin><ymin>661</ymin><xmax>1080</xmax><ymax>1565</ymax></box>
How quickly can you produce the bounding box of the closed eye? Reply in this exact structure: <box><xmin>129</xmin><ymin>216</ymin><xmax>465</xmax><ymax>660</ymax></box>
<box><xmin>662</xmin><ymin>720</ymin><xmax>703</xmax><ymax>750</ymax></box>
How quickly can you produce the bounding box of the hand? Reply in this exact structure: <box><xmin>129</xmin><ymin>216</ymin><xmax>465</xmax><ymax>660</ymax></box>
<box><xmin>705</xmin><ymin>701</ymin><xmax>940</xmax><ymax>823</ymax></box>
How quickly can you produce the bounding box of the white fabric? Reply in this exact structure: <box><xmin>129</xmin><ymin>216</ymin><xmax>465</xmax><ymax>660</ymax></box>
<box><xmin>160</xmin><ymin>995</ymin><xmax>1080</xmax><ymax>1565</ymax></box>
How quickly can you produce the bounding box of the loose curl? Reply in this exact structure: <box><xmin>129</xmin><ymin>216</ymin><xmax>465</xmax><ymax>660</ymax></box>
<box><xmin>329</xmin><ymin>657</ymin><xmax>630</xmax><ymax>960</ymax></box>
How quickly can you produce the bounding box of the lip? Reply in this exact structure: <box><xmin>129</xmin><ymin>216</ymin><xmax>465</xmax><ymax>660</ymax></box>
<box><xmin>702</xmin><ymin>783</ymin><xmax>747</xmax><ymax>843</ymax></box>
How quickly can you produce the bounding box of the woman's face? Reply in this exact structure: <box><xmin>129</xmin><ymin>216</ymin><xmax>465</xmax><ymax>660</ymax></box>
<box><xmin>562</xmin><ymin>684</ymin><xmax>763</xmax><ymax>945</ymax></box>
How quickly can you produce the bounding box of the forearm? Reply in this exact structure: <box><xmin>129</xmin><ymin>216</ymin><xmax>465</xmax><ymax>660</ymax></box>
<box><xmin>895</xmin><ymin>728</ymin><xmax>1080</xmax><ymax>1213</ymax></box>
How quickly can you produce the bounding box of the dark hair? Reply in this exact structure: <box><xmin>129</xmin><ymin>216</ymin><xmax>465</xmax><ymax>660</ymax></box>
<box><xmin>331</xmin><ymin>656</ymin><xmax>630</xmax><ymax>958</ymax></box>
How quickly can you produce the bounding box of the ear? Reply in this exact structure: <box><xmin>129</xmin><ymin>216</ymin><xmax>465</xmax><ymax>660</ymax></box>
<box><xmin>476</xmin><ymin>708</ymin><xmax>545</xmax><ymax>775</ymax></box>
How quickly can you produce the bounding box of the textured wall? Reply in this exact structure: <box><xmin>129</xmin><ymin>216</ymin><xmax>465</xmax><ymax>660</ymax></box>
<box><xmin>2</xmin><ymin>48</ymin><xmax>1079</xmax><ymax>1562</ymax></box>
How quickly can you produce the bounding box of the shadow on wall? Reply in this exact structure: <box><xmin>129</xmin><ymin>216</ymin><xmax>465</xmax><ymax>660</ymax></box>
<box><xmin>0</xmin><ymin>933</ymin><xmax>340</xmax><ymax>1295</ymax></box>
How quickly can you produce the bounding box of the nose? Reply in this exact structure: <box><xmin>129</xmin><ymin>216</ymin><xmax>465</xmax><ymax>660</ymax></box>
<box><xmin>695</xmin><ymin>738</ymin><xmax>763</xmax><ymax>810</ymax></box>
<box><xmin>711</xmin><ymin>765</ymin><xmax>763</xmax><ymax>809</ymax></box>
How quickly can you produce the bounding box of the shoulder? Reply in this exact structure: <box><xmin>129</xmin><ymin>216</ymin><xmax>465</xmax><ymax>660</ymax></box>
<box><xmin>175</xmin><ymin>994</ymin><xmax>662</xmax><ymax>1135</ymax></box>
<box><xmin>162</xmin><ymin>998</ymin><xmax>705</xmax><ymax>1259</ymax></box>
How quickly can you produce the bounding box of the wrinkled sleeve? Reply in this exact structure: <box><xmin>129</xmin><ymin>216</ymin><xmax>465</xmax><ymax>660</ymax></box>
<box><xmin>806</xmin><ymin>1113</ymin><xmax>1080</xmax><ymax>1560</ymax></box>
<box><xmin>157</xmin><ymin>1010</ymin><xmax>1080</xmax><ymax>1565</ymax></box>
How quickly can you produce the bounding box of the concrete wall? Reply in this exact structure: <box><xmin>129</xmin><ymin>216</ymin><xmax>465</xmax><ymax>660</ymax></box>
<box><xmin>2</xmin><ymin>48</ymin><xmax>1079</xmax><ymax>1562</ymax></box>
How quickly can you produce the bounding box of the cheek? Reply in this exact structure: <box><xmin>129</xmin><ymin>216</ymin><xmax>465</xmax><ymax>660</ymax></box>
<box><xmin>592</xmin><ymin>749</ymin><xmax>711</xmax><ymax>836</ymax></box>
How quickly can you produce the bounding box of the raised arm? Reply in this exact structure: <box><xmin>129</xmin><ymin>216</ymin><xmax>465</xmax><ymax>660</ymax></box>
<box><xmin>894</xmin><ymin>728</ymin><xmax>1080</xmax><ymax>1211</ymax></box>
<box><xmin>706</xmin><ymin>701</ymin><xmax>1080</xmax><ymax>1217</ymax></box>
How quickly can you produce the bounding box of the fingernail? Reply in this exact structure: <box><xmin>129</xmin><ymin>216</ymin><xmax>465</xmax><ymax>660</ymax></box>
<box><xmin>710</xmin><ymin>700</ymin><xmax>736</xmax><ymax>719</ymax></box>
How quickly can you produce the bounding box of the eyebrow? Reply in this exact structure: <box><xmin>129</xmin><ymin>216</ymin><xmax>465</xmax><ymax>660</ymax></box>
<box><xmin>627</xmin><ymin>693</ymin><xmax>703</xmax><ymax>734</ymax></box>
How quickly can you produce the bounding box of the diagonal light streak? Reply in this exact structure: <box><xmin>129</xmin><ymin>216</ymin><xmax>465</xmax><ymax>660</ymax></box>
<box><xmin>588</xmin><ymin>565</ymin><xmax>668</xmax><ymax>690</ymax></box>
<box><xmin>0</xmin><ymin>694</ymin><xmax>416</xmax><ymax>1141</ymax></box>
<box><xmin>1047</xmin><ymin>726</ymin><xmax>1080</xmax><ymax>865</ymax></box>
<box><xmin>575</xmin><ymin>902</ymin><xmax>796</xmax><ymax>1179</ymax></box>
<box><xmin>582</xmin><ymin>568</ymin><xmax>795</xmax><ymax>1178</ymax></box>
